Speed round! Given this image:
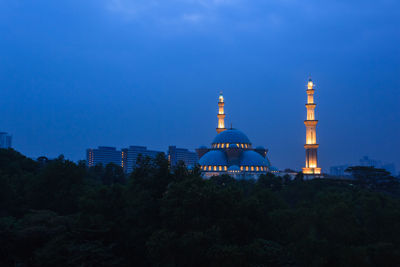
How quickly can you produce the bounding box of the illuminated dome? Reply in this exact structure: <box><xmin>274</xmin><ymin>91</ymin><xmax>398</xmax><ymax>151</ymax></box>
<box><xmin>212</xmin><ymin>129</ymin><xmax>251</xmax><ymax>146</ymax></box>
<box><xmin>198</xmin><ymin>150</ymin><xmax>227</xmax><ymax>166</ymax></box>
<box><xmin>240</xmin><ymin>151</ymin><xmax>267</xmax><ymax>167</ymax></box>
<box><xmin>228</xmin><ymin>165</ymin><xmax>240</xmax><ymax>171</ymax></box>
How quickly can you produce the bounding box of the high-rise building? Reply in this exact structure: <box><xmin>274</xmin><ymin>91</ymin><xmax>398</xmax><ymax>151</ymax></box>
<box><xmin>0</xmin><ymin>132</ymin><xmax>12</xmax><ymax>148</ymax></box>
<box><xmin>86</xmin><ymin>146</ymin><xmax>122</xmax><ymax>167</ymax></box>
<box><xmin>302</xmin><ymin>78</ymin><xmax>321</xmax><ymax>176</ymax></box>
<box><xmin>168</xmin><ymin>146</ymin><xmax>198</xmax><ymax>169</ymax></box>
<box><xmin>216</xmin><ymin>92</ymin><xmax>226</xmax><ymax>134</ymax></box>
<box><xmin>122</xmin><ymin>146</ymin><xmax>163</xmax><ymax>173</ymax></box>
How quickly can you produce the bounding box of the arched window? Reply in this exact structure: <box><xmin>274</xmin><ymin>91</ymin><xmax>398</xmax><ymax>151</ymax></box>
<box><xmin>219</xmin><ymin>166</ymin><xmax>222</xmax><ymax>171</ymax></box>
<box><xmin>251</xmin><ymin>166</ymin><xmax>254</xmax><ymax>171</ymax></box>
<box><xmin>224</xmin><ymin>166</ymin><xmax>227</xmax><ymax>171</ymax></box>
<box><xmin>245</xmin><ymin>166</ymin><xmax>249</xmax><ymax>171</ymax></box>
<box><xmin>240</xmin><ymin>166</ymin><xmax>243</xmax><ymax>171</ymax></box>
<box><xmin>221</xmin><ymin>143</ymin><xmax>225</xmax><ymax>148</ymax></box>
<box><xmin>256</xmin><ymin>166</ymin><xmax>259</xmax><ymax>171</ymax></box>
<box><xmin>214</xmin><ymin>166</ymin><xmax>217</xmax><ymax>171</ymax></box>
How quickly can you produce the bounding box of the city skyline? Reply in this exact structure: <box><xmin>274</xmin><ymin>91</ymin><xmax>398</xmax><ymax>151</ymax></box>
<box><xmin>0</xmin><ymin>0</ymin><xmax>399</xmax><ymax>172</ymax></box>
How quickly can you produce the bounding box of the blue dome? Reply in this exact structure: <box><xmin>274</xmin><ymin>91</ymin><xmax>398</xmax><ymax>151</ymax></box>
<box><xmin>212</xmin><ymin>129</ymin><xmax>251</xmax><ymax>144</ymax></box>
<box><xmin>199</xmin><ymin>150</ymin><xmax>227</xmax><ymax>166</ymax></box>
<box><xmin>240</xmin><ymin>151</ymin><xmax>267</xmax><ymax>166</ymax></box>
<box><xmin>228</xmin><ymin>165</ymin><xmax>240</xmax><ymax>171</ymax></box>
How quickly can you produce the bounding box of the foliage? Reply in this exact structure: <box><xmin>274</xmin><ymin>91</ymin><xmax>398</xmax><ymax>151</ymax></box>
<box><xmin>0</xmin><ymin>148</ymin><xmax>400</xmax><ymax>266</ymax></box>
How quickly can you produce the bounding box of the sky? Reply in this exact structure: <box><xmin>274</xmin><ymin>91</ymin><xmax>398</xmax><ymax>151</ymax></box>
<box><xmin>0</xmin><ymin>0</ymin><xmax>399</xmax><ymax>172</ymax></box>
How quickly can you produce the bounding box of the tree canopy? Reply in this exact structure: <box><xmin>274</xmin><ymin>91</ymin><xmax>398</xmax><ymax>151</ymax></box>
<box><xmin>1</xmin><ymin>148</ymin><xmax>400</xmax><ymax>266</ymax></box>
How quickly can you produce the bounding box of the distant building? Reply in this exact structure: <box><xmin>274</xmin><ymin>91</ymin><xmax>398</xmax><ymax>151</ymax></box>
<box><xmin>0</xmin><ymin>132</ymin><xmax>12</xmax><ymax>148</ymax></box>
<box><xmin>86</xmin><ymin>146</ymin><xmax>122</xmax><ymax>167</ymax></box>
<box><xmin>122</xmin><ymin>146</ymin><xmax>163</xmax><ymax>173</ymax></box>
<box><xmin>168</xmin><ymin>146</ymin><xmax>198</xmax><ymax>169</ymax></box>
<box><xmin>359</xmin><ymin>156</ymin><xmax>381</xmax><ymax>168</ymax></box>
<box><xmin>330</xmin><ymin>165</ymin><xmax>351</xmax><ymax>177</ymax></box>
<box><xmin>330</xmin><ymin>156</ymin><xmax>396</xmax><ymax>176</ymax></box>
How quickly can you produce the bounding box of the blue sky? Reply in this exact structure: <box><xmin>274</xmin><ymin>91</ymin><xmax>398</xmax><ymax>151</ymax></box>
<box><xmin>0</xmin><ymin>0</ymin><xmax>399</xmax><ymax>172</ymax></box>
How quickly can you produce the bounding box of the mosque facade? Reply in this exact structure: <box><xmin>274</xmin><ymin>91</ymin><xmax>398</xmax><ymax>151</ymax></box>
<box><xmin>196</xmin><ymin>93</ymin><xmax>271</xmax><ymax>179</ymax></box>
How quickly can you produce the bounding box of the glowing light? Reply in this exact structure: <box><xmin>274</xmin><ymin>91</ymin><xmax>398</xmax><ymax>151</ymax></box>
<box><xmin>308</xmin><ymin>81</ymin><xmax>314</xmax><ymax>90</ymax></box>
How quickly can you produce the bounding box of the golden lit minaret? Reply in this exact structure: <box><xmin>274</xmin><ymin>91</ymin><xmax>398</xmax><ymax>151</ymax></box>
<box><xmin>216</xmin><ymin>92</ymin><xmax>227</xmax><ymax>134</ymax></box>
<box><xmin>302</xmin><ymin>78</ymin><xmax>321</xmax><ymax>175</ymax></box>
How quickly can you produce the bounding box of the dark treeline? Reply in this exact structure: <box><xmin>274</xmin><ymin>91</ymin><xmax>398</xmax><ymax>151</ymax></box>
<box><xmin>1</xmin><ymin>148</ymin><xmax>400</xmax><ymax>266</ymax></box>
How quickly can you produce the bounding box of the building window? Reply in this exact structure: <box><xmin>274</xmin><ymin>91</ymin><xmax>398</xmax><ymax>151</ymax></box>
<box><xmin>241</xmin><ymin>144</ymin><xmax>244</xmax><ymax>148</ymax></box>
<box><xmin>214</xmin><ymin>166</ymin><xmax>217</xmax><ymax>171</ymax></box>
<box><xmin>240</xmin><ymin>166</ymin><xmax>243</xmax><ymax>171</ymax></box>
<box><xmin>251</xmin><ymin>166</ymin><xmax>254</xmax><ymax>171</ymax></box>
<box><xmin>246</xmin><ymin>166</ymin><xmax>249</xmax><ymax>171</ymax></box>
<box><xmin>219</xmin><ymin>166</ymin><xmax>222</xmax><ymax>171</ymax></box>
<box><xmin>256</xmin><ymin>166</ymin><xmax>259</xmax><ymax>171</ymax></box>
<box><xmin>226</xmin><ymin>143</ymin><xmax>230</xmax><ymax>148</ymax></box>
<box><xmin>221</xmin><ymin>144</ymin><xmax>225</xmax><ymax>148</ymax></box>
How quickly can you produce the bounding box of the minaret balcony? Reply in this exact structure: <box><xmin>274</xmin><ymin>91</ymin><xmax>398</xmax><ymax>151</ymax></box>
<box><xmin>304</xmin><ymin>144</ymin><xmax>319</xmax><ymax>149</ymax></box>
<box><xmin>304</xmin><ymin>120</ymin><xmax>318</xmax><ymax>126</ymax></box>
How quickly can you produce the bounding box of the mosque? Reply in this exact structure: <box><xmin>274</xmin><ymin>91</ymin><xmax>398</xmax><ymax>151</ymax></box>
<box><xmin>196</xmin><ymin>78</ymin><xmax>321</xmax><ymax>179</ymax></box>
<box><xmin>196</xmin><ymin>93</ymin><xmax>272</xmax><ymax>179</ymax></box>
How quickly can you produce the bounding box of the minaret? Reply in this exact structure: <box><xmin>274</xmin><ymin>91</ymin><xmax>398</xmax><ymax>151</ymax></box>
<box><xmin>216</xmin><ymin>92</ymin><xmax>227</xmax><ymax>134</ymax></box>
<box><xmin>302</xmin><ymin>78</ymin><xmax>321</xmax><ymax>175</ymax></box>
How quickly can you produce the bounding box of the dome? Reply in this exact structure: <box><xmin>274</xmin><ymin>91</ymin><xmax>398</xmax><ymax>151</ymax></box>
<box><xmin>270</xmin><ymin>166</ymin><xmax>279</xmax><ymax>172</ymax></box>
<box><xmin>228</xmin><ymin>165</ymin><xmax>240</xmax><ymax>171</ymax></box>
<box><xmin>240</xmin><ymin>151</ymin><xmax>267</xmax><ymax>166</ymax></box>
<box><xmin>212</xmin><ymin>129</ymin><xmax>251</xmax><ymax>145</ymax></box>
<box><xmin>199</xmin><ymin>150</ymin><xmax>227</xmax><ymax>166</ymax></box>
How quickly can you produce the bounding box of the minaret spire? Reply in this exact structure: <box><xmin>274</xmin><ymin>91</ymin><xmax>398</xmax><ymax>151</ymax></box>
<box><xmin>302</xmin><ymin>78</ymin><xmax>321</xmax><ymax>176</ymax></box>
<box><xmin>216</xmin><ymin>92</ymin><xmax>227</xmax><ymax>134</ymax></box>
